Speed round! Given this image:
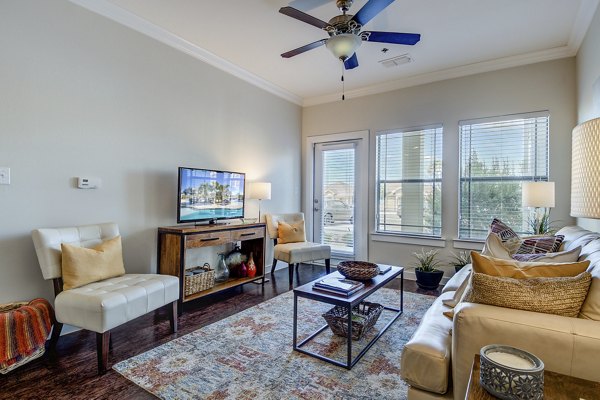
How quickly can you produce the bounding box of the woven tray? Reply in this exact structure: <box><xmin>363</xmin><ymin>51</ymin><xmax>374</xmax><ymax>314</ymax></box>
<box><xmin>184</xmin><ymin>264</ymin><xmax>215</xmax><ymax>296</ymax></box>
<box><xmin>337</xmin><ymin>261</ymin><xmax>380</xmax><ymax>281</ymax></box>
<box><xmin>322</xmin><ymin>301</ymin><xmax>384</xmax><ymax>340</ymax></box>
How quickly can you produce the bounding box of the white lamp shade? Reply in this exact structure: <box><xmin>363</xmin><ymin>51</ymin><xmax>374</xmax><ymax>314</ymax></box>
<box><xmin>522</xmin><ymin>181</ymin><xmax>555</xmax><ymax>208</ymax></box>
<box><xmin>248</xmin><ymin>182</ymin><xmax>271</xmax><ymax>200</ymax></box>
<box><xmin>326</xmin><ymin>34</ymin><xmax>361</xmax><ymax>60</ymax></box>
<box><xmin>572</xmin><ymin>117</ymin><xmax>600</xmax><ymax>218</ymax></box>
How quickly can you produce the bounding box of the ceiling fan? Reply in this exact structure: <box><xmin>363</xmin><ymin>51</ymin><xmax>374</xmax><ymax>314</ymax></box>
<box><xmin>279</xmin><ymin>0</ymin><xmax>421</xmax><ymax>70</ymax></box>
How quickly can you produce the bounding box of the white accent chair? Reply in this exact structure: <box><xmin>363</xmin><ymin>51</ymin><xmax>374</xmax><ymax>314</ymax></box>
<box><xmin>31</xmin><ymin>223</ymin><xmax>179</xmax><ymax>374</ymax></box>
<box><xmin>265</xmin><ymin>213</ymin><xmax>331</xmax><ymax>286</ymax></box>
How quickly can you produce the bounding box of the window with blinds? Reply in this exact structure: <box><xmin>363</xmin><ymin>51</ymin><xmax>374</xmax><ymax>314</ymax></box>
<box><xmin>459</xmin><ymin>112</ymin><xmax>550</xmax><ymax>239</ymax></box>
<box><xmin>376</xmin><ymin>125</ymin><xmax>443</xmax><ymax>236</ymax></box>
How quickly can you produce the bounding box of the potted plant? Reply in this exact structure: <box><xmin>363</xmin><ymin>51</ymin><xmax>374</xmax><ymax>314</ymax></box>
<box><xmin>412</xmin><ymin>249</ymin><xmax>444</xmax><ymax>290</ymax></box>
<box><xmin>449</xmin><ymin>250</ymin><xmax>472</xmax><ymax>273</ymax></box>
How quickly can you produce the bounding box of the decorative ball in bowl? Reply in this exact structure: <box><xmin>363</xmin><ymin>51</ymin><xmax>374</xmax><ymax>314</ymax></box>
<box><xmin>337</xmin><ymin>261</ymin><xmax>380</xmax><ymax>281</ymax></box>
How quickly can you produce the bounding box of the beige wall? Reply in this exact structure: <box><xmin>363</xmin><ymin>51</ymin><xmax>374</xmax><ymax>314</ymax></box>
<box><xmin>0</xmin><ymin>1</ymin><xmax>301</xmax><ymax>305</ymax></box>
<box><xmin>575</xmin><ymin>6</ymin><xmax>600</xmax><ymax>231</ymax></box>
<box><xmin>303</xmin><ymin>58</ymin><xmax>577</xmax><ymax>276</ymax></box>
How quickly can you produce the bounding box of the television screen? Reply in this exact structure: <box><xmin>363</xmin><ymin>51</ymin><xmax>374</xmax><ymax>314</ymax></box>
<box><xmin>177</xmin><ymin>167</ymin><xmax>245</xmax><ymax>224</ymax></box>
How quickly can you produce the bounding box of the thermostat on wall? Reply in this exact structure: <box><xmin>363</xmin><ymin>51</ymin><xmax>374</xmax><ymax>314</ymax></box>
<box><xmin>77</xmin><ymin>177</ymin><xmax>101</xmax><ymax>189</ymax></box>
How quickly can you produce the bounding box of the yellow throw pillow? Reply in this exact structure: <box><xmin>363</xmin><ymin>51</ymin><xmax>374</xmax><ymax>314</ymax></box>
<box><xmin>277</xmin><ymin>220</ymin><xmax>306</xmax><ymax>244</ymax></box>
<box><xmin>579</xmin><ymin>267</ymin><xmax>600</xmax><ymax>321</ymax></box>
<box><xmin>61</xmin><ymin>236</ymin><xmax>126</xmax><ymax>290</ymax></box>
<box><xmin>463</xmin><ymin>272</ymin><xmax>592</xmax><ymax>318</ymax></box>
<box><xmin>470</xmin><ymin>251</ymin><xmax>589</xmax><ymax>278</ymax></box>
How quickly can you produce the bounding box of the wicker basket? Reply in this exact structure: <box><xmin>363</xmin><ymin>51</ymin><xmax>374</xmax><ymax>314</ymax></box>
<box><xmin>323</xmin><ymin>301</ymin><xmax>384</xmax><ymax>340</ymax></box>
<box><xmin>337</xmin><ymin>261</ymin><xmax>380</xmax><ymax>281</ymax></box>
<box><xmin>184</xmin><ymin>263</ymin><xmax>215</xmax><ymax>296</ymax></box>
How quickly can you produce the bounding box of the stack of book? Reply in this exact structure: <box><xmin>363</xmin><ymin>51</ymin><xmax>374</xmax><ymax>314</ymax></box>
<box><xmin>313</xmin><ymin>277</ymin><xmax>364</xmax><ymax>296</ymax></box>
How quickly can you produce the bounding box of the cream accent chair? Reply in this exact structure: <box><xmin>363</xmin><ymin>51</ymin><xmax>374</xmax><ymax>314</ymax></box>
<box><xmin>32</xmin><ymin>223</ymin><xmax>179</xmax><ymax>374</ymax></box>
<box><xmin>265</xmin><ymin>213</ymin><xmax>331</xmax><ymax>286</ymax></box>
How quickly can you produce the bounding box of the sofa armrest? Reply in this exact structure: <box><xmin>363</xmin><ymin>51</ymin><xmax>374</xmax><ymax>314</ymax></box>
<box><xmin>452</xmin><ymin>302</ymin><xmax>600</xmax><ymax>400</ymax></box>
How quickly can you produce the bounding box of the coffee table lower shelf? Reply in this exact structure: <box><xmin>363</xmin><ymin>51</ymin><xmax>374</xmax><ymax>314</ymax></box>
<box><xmin>292</xmin><ymin>266</ymin><xmax>403</xmax><ymax>370</ymax></box>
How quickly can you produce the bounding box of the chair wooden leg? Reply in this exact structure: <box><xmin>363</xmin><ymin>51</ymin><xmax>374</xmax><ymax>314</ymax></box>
<box><xmin>288</xmin><ymin>263</ymin><xmax>295</xmax><ymax>286</ymax></box>
<box><xmin>48</xmin><ymin>322</ymin><xmax>63</xmax><ymax>352</ymax></box>
<box><xmin>97</xmin><ymin>331</ymin><xmax>110</xmax><ymax>375</ymax></box>
<box><xmin>325</xmin><ymin>259</ymin><xmax>331</xmax><ymax>274</ymax></box>
<box><xmin>169</xmin><ymin>300</ymin><xmax>178</xmax><ymax>333</ymax></box>
<box><xmin>271</xmin><ymin>259</ymin><xmax>278</xmax><ymax>275</ymax></box>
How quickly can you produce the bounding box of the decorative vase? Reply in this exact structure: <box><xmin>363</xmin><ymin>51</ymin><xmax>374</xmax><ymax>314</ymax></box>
<box><xmin>239</xmin><ymin>262</ymin><xmax>248</xmax><ymax>278</ymax></box>
<box><xmin>247</xmin><ymin>252</ymin><xmax>257</xmax><ymax>278</ymax></box>
<box><xmin>214</xmin><ymin>253</ymin><xmax>229</xmax><ymax>282</ymax></box>
<box><xmin>226</xmin><ymin>245</ymin><xmax>245</xmax><ymax>277</ymax></box>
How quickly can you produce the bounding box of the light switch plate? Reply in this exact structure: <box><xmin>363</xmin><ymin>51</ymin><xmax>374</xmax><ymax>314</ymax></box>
<box><xmin>0</xmin><ymin>167</ymin><xmax>10</xmax><ymax>185</ymax></box>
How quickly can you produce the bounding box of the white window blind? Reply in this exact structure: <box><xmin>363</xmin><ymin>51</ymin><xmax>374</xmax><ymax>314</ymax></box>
<box><xmin>459</xmin><ymin>112</ymin><xmax>550</xmax><ymax>239</ymax></box>
<box><xmin>376</xmin><ymin>125</ymin><xmax>443</xmax><ymax>236</ymax></box>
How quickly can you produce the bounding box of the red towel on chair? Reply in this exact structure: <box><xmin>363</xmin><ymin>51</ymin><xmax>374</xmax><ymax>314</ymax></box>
<box><xmin>0</xmin><ymin>298</ymin><xmax>54</xmax><ymax>372</ymax></box>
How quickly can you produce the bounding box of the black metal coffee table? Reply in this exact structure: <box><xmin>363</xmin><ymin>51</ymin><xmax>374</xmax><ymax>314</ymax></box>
<box><xmin>293</xmin><ymin>265</ymin><xmax>403</xmax><ymax>369</ymax></box>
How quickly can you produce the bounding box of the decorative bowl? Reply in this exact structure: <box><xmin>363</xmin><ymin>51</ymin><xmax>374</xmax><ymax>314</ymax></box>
<box><xmin>480</xmin><ymin>344</ymin><xmax>544</xmax><ymax>400</ymax></box>
<box><xmin>242</xmin><ymin>218</ymin><xmax>258</xmax><ymax>224</ymax></box>
<box><xmin>337</xmin><ymin>261</ymin><xmax>379</xmax><ymax>281</ymax></box>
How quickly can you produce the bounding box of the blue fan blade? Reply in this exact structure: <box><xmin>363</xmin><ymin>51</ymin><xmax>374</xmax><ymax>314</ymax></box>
<box><xmin>363</xmin><ymin>31</ymin><xmax>421</xmax><ymax>45</ymax></box>
<box><xmin>344</xmin><ymin>53</ymin><xmax>359</xmax><ymax>70</ymax></box>
<box><xmin>352</xmin><ymin>0</ymin><xmax>395</xmax><ymax>26</ymax></box>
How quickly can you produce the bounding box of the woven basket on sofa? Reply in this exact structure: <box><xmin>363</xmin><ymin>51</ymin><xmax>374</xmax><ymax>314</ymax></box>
<box><xmin>0</xmin><ymin>298</ymin><xmax>54</xmax><ymax>374</ymax></box>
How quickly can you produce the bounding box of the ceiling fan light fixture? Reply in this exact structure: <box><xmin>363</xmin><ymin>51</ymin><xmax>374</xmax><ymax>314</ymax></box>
<box><xmin>326</xmin><ymin>34</ymin><xmax>361</xmax><ymax>60</ymax></box>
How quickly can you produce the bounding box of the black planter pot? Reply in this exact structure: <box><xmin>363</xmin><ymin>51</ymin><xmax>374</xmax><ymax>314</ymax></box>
<box><xmin>415</xmin><ymin>269</ymin><xmax>444</xmax><ymax>290</ymax></box>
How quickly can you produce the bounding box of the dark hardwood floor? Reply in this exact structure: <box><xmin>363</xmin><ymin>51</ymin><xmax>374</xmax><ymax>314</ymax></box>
<box><xmin>0</xmin><ymin>265</ymin><xmax>440</xmax><ymax>400</ymax></box>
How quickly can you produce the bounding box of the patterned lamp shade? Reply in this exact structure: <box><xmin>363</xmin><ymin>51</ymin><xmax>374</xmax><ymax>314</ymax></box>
<box><xmin>572</xmin><ymin>117</ymin><xmax>600</xmax><ymax>218</ymax></box>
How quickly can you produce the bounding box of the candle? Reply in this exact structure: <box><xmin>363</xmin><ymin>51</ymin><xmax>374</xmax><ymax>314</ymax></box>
<box><xmin>486</xmin><ymin>351</ymin><xmax>535</xmax><ymax>369</ymax></box>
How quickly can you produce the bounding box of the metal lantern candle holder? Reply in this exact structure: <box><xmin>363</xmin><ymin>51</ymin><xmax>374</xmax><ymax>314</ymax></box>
<box><xmin>480</xmin><ymin>345</ymin><xmax>544</xmax><ymax>400</ymax></box>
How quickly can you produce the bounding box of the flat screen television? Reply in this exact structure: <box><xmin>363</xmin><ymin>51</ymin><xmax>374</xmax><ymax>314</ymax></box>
<box><xmin>177</xmin><ymin>167</ymin><xmax>245</xmax><ymax>224</ymax></box>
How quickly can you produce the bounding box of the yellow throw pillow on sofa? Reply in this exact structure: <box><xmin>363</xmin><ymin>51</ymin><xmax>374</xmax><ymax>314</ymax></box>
<box><xmin>61</xmin><ymin>236</ymin><xmax>126</xmax><ymax>290</ymax></box>
<box><xmin>278</xmin><ymin>220</ymin><xmax>306</xmax><ymax>244</ymax></box>
<box><xmin>470</xmin><ymin>251</ymin><xmax>589</xmax><ymax>278</ymax></box>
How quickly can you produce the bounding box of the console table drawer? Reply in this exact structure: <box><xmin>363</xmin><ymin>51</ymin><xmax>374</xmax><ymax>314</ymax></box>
<box><xmin>186</xmin><ymin>232</ymin><xmax>231</xmax><ymax>248</ymax></box>
<box><xmin>231</xmin><ymin>227</ymin><xmax>264</xmax><ymax>241</ymax></box>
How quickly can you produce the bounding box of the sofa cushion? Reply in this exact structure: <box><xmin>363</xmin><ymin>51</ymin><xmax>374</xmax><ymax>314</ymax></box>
<box><xmin>442</xmin><ymin>264</ymin><xmax>472</xmax><ymax>294</ymax></box>
<box><xmin>401</xmin><ymin>292</ymin><xmax>453</xmax><ymax>394</ymax></box>
<box><xmin>489</xmin><ymin>218</ymin><xmax>519</xmax><ymax>241</ymax></box>
<box><xmin>55</xmin><ymin>273</ymin><xmax>179</xmax><ymax>332</ymax></box>
<box><xmin>515</xmin><ymin>235</ymin><xmax>564</xmax><ymax>254</ymax></box>
<box><xmin>464</xmin><ymin>272</ymin><xmax>592</xmax><ymax>318</ymax></box>
<box><xmin>471</xmin><ymin>252</ymin><xmax>590</xmax><ymax>278</ymax></box>
<box><xmin>556</xmin><ymin>226</ymin><xmax>600</xmax><ymax>252</ymax></box>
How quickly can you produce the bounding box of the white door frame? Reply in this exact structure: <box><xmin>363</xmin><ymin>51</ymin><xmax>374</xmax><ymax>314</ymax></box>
<box><xmin>304</xmin><ymin>130</ymin><xmax>369</xmax><ymax>261</ymax></box>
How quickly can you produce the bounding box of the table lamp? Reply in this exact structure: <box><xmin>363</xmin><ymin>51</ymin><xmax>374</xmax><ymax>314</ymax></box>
<box><xmin>247</xmin><ymin>182</ymin><xmax>271</xmax><ymax>222</ymax></box>
<box><xmin>522</xmin><ymin>181</ymin><xmax>555</xmax><ymax>234</ymax></box>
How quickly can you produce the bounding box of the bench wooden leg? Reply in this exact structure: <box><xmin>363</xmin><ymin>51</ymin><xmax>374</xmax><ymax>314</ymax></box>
<box><xmin>169</xmin><ymin>300</ymin><xmax>178</xmax><ymax>333</ymax></box>
<box><xmin>97</xmin><ymin>331</ymin><xmax>110</xmax><ymax>375</ymax></box>
<box><xmin>325</xmin><ymin>259</ymin><xmax>331</xmax><ymax>274</ymax></box>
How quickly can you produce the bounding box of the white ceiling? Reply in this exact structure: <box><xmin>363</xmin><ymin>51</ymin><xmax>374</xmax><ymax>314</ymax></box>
<box><xmin>73</xmin><ymin>0</ymin><xmax>598</xmax><ymax>106</ymax></box>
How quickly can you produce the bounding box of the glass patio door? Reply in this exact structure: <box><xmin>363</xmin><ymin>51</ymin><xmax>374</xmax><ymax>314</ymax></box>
<box><xmin>313</xmin><ymin>141</ymin><xmax>358</xmax><ymax>258</ymax></box>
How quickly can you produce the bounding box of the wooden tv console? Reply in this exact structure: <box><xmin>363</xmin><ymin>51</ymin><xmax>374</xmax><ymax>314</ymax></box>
<box><xmin>157</xmin><ymin>222</ymin><xmax>266</xmax><ymax>312</ymax></box>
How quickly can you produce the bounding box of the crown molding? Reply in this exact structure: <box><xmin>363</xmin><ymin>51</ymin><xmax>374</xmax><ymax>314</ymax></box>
<box><xmin>303</xmin><ymin>46</ymin><xmax>576</xmax><ymax>106</ymax></box>
<box><xmin>69</xmin><ymin>0</ymin><xmax>303</xmax><ymax>106</ymax></box>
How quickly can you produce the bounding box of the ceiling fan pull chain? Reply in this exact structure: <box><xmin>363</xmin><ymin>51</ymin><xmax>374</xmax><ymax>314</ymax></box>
<box><xmin>341</xmin><ymin>62</ymin><xmax>345</xmax><ymax>101</ymax></box>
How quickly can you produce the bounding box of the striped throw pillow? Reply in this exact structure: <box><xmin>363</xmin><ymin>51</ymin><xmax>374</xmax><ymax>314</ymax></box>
<box><xmin>515</xmin><ymin>235</ymin><xmax>564</xmax><ymax>254</ymax></box>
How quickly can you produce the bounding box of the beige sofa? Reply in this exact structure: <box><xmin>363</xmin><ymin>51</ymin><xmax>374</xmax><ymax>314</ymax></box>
<box><xmin>401</xmin><ymin>226</ymin><xmax>600</xmax><ymax>399</ymax></box>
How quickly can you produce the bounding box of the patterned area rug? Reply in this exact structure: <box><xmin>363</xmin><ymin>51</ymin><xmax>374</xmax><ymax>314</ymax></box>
<box><xmin>113</xmin><ymin>289</ymin><xmax>435</xmax><ymax>400</ymax></box>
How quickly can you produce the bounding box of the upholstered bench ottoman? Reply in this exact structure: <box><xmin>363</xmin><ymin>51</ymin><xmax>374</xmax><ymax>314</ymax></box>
<box><xmin>0</xmin><ymin>299</ymin><xmax>54</xmax><ymax>374</ymax></box>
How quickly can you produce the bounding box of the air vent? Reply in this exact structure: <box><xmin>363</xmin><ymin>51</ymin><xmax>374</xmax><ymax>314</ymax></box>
<box><xmin>379</xmin><ymin>54</ymin><xmax>412</xmax><ymax>68</ymax></box>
